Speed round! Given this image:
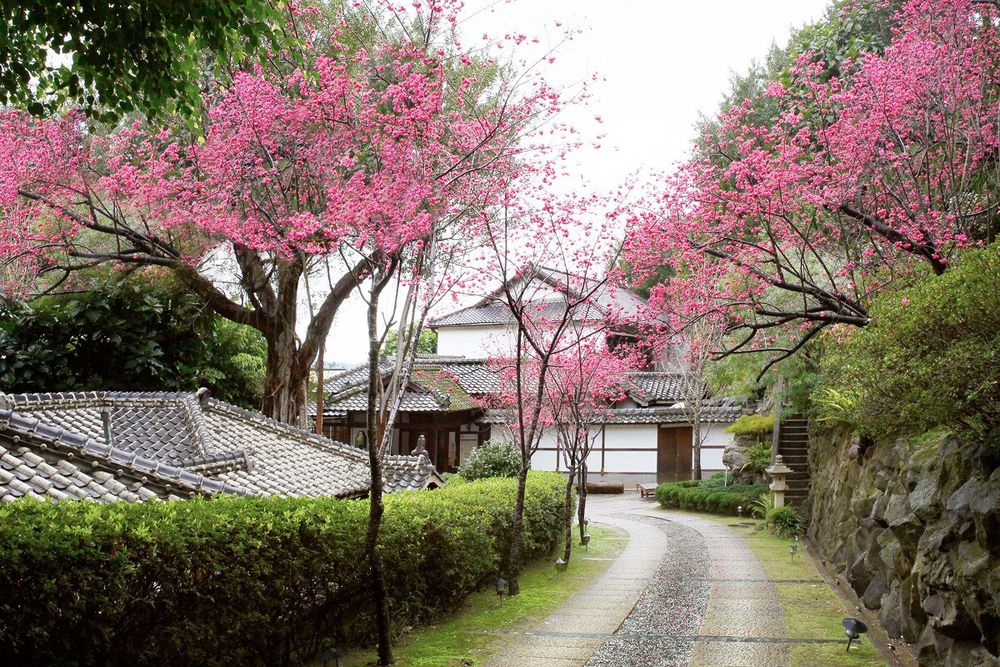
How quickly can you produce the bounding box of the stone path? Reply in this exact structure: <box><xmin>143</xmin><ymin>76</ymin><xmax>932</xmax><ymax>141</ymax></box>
<box><xmin>485</xmin><ymin>494</ymin><xmax>793</xmax><ymax>667</ymax></box>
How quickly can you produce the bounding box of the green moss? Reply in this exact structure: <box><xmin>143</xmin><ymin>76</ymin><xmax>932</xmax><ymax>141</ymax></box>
<box><xmin>664</xmin><ymin>511</ymin><xmax>886</xmax><ymax>666</ymax></box>
<box><xmin>726</xmin><ymin>413</ymin><xmax>776</xmax><ymax>436</ymax></box>
<box><xmin>342</xmin><ymin>525</ymin><xmax>626</xmax><ymax>666</ymax></box>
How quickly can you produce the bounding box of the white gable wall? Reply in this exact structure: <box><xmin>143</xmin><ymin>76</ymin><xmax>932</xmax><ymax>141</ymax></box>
<box><xmin>436</xmin><ymin>325</ymin><xmax>517</xmax><ymax>358</ymax></box>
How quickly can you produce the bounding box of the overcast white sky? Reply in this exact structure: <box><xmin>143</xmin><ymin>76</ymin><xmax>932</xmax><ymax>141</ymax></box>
<box><xmin>322</xmin><ymin>0</ymin><xmax>832</xmax><ymax>364</ymax></box>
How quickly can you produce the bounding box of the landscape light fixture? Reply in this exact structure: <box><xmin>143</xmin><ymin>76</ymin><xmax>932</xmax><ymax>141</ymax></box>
<box><xmin>581</xmin><ymin>532</ymin><xmax>591</xmax><ymax>549</ymax></box>
<box><xmin>318</xmin><ymin>647</ymin><xmax>343</xmax><ymax>667</ymax></box>
<box><xmin>495</xmin><ymin>577</ymin><xmax>509</xmax><ymax>597</ymax></box>
<box><xmin>737</xmin><ymin>505</ymin><xmax>743</xmax><ymax>518</ymax></box>
<box><xmin>554</xmin><ymin>557</ymin><xmax>568</xmax><ymax>572</ymax></box>
<box><xmin>842</xmin><ymin>617</ymin><xmax>868</xmax><ymax>652</ymax></box>
<box><xmin>789</xmin><ymin>541</ymin><xmax>799</xmax><ymax>560</ymax></box>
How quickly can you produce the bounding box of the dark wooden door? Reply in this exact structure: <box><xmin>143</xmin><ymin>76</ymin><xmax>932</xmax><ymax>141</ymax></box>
<box><xmin>657</xmin><ymin>426</ymin><xmax>693</xmax><ymax>483</ymax></box>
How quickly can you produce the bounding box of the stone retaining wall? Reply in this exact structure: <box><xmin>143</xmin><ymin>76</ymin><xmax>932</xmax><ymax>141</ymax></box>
<box><xmin>807</xmin><ymin>426</ymin><xmax>1000</xmax><ymax>665</ymax></box>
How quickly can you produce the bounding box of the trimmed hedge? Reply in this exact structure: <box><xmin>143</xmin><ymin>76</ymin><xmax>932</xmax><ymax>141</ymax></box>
<box><xmin>0</xmin><ymin>471</ymin><xmax>566</xmax><ymax>666</ymax></box>
<box><xmin>655</xmin><ymin>480</ymin><xmax>766</xmax><ymax>516</ymax></box>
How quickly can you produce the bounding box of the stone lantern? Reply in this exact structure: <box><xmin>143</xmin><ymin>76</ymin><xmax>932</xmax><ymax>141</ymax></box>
<box><xmin>766</xmin><ymin>454</ymin><xmax>793</xmax><ymax>507</ymax></box>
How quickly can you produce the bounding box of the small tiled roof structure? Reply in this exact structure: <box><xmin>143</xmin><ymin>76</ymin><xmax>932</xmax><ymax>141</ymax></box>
<box><xmin>319</xmin><ymin>355</ymin><xmax>495</xmax><ymax>418</ymax></box>
<box><xmin>0</xmin><ymin>390</ymin><xmax>442</xmax><ymax>503</ymax></box>
<box><xmin>625</xmin><ymin>372</ymin><xmax>690</xmax><ymax>405</ymax></box>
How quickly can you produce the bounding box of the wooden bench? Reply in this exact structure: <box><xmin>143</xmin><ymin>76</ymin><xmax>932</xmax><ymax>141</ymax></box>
<box><xmin>637</xmin><ymin>483</ymin><xmax>658</xmax><ymax>499</ymax></box>
<box><xmin>585</xmin><ymin>481</ymin><xmax>625</xmax><ymax>494</ymax></box>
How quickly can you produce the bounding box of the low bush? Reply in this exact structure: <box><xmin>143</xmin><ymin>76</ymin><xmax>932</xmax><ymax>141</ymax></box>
<box><xmin>740</xmin><ymin>443</ymin><xmax>773</xmax><ymax>478</ymax></box>
<box><xmin>655</xmin><ymin>479</ymin><xmax>766</xmax><ymax>515</ymax></box>
<box><xmin>457</xmin><ymin>440</ymin><xmax>522</xmax><ymax>480</ymax></box>
<box><xmin>725</xmin><ymin>413</ymin><xmax>775</xmax><ymax>439</ymax></box>
<box><xmin>819</xmin><ymin>243</ymin><xmax>1000</xmax><ymax>442</ymax></box>
<box><xmin>765</xmin><ymin>505</ymin><xmax>805</xmax><ymax>537</ymax></box>
<box><xmin>0</xmin><ymin>471</ymin><xmax>565</xmax><ymax>666</ymax></box>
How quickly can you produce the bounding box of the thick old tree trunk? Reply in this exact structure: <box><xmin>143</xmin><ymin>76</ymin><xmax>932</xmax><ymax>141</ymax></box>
<box><xmin>261</xmin><ymin>330</ymin><xmax>309</xmax><ymax>427</ymax></box>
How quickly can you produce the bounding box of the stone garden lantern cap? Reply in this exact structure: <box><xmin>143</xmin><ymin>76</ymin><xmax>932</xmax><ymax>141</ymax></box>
<box><xmin>766</xmin><ymin>455</ymin><xmax>793</xmax><ymax>476</ymax></box>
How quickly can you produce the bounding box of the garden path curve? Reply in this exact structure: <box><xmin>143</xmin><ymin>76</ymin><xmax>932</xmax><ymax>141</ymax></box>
<box><xmin>484</xmin><ymin>494</ymin><xmax>790</xmax><ymax>667</ymax></box>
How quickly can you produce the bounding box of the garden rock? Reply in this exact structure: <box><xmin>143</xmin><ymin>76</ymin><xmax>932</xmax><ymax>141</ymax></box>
<box><xmin>807</xmin><ymin>427</ymin><xmax>1000</xmax><ymax>665</ymax></box>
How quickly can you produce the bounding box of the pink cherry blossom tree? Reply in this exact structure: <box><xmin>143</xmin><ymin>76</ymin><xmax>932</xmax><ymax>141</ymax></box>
<box><xmin>626</xmin><ymin>0</ymin><xmax>999</xmax><ymax>378</ymax></box>
<box><xmin>0</xmin><ymin>1</ymin><xmax>545</xmax><ymax>426</ymax></box>
<box><xmin>476</xmin><ymin>183</ymin><xmax>637</xmax><ymax>592</ymax></box>
<box><xmin>543</xmin><ymin>338</ymin><xmax>635</xmax><ymax>563</ymax></box>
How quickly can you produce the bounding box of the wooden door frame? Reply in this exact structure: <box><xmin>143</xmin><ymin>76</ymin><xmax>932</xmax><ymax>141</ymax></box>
<box><xmin>657</xmin><ymin>425</ymin><xmax>694</xmax><ymax>483</ymax></box>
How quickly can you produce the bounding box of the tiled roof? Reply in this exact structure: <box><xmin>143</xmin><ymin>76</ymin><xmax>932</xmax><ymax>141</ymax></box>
<box><xmin>321</xmin><ymin>356</ymin><xmax>496</xmax><ymax>416</ymax></box>
<box><xmin>0</xmin><ymin>391</ymin><xmax>442</xmax><ymax>502</ymax></box>
<box><xmin>626</xmin><ymin>372</ymin><xmax>689</xmax><ymax>405</ymax></box>
<box><xmin>1</xmin><ymin>391</ymin><xmax>212</xmax><ymax>463</ymax></box>
<box><xmin>0</xmin><ymin>409</ymin><xmax>252</xmax><ymax>503</ymax></box>
<box><xmin>429</xmin><ymin>264</ymin><xmax>650</xmax><ymax>328</ymax></box>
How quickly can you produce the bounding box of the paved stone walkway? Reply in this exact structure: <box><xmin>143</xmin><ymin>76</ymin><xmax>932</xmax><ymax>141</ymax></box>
<box><xmin>485</xmin><ymin>494</ymin><xmax>792</xmax><ymax>667</ymax></box>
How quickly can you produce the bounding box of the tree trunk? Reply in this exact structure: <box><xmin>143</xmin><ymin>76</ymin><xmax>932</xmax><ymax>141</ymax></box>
<box><xmin>261</xmin><ymin>325</ymin><xmax>309</xmax><ymax>426</ymax></box>
<box><xmin>506</xmin><ymin>462</ymin><xmax>530</xmax><ymax>596</ymax></box>
<box><xmin>260</xmin><ymin>258</ymin><xmax>311</xmax><ymax>427</ymax></box>
<box><xmin>562</xmin><ymin>468</ymin><xmax>575</xmax><ymax>563</ymax></box>
<box><xmin>365</xmin><ymin>276</ymin><xmax>393</xmax><ymax>666</ymax></box>
<box><xmin>692</xmin><ymin>417</ymin><xmax>703</xmax><ymax>480</ymax></box>
<box><xmin>577</xmin><ymin>461</ymin><xmax>589</xmax><ymax>544</ymax></box>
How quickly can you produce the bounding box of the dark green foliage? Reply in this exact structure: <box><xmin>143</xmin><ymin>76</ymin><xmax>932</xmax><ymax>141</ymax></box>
<box><xmin>457</xmin><ymin>440</ymin><xmax>522</xmax><ymax>480</ymax></box>
<box><xmin>0</xmin><ymin>0</ymin><xmax>287</xmax><ymax>120</ymax></box>
<box><xmin>655</xmin><ymin>479</ymin><xmax>766</xmax><ymax>516</ymax></box>
<box><xmin>740</xmin><ymin>443</ymin><xmax>774</xmax><ymax>478</ymax></box>
<box><xmin>765</xmin><ymin>505</ymin><xmax>805</xmax><ymax>537</ymax></box>
<box><xmin>0</xmin><ymin>276</ymin><xmax>266</xmax><ymax>409</ymax></box>
<box><xmin>0</xmin><ymin>472</ymin><xmax>566</xmax><ymax>666</ymax></box>
<box><xmin>819</xmin><ymin>244</ymin><xmax>1000</xmax><ymax>443</ymax></box>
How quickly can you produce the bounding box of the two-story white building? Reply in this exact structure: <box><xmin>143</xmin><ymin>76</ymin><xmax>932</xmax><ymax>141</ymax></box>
<box><xmin>318</xmin><ymin>265</ymin><xmax>743</xmax><ymax>483</ymax></box>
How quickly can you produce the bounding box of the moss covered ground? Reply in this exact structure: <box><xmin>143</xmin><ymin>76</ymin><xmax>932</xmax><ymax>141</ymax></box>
<box><xmin>342</xmin><ymin>524</ymin><xmax>626</xmax><ymax>667</ymax></box>
<box><xmin>705</xmin><ymin>513</ymin><xmax>888</xmax><ymax>667</ymax></box>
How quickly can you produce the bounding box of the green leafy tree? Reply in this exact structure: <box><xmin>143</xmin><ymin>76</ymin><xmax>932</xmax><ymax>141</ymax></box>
<box><xmin>0</xmin><ymin>274</ymin><xmax>266</xmax><ymax>408</ymax></box>
<box><xmin>381</xmin><ymin>326</ymin><xmax>437</xmax><ymax>356</ymax></box>
<box><xmin>0</xmin><ymin>0</ymin><xmax>287</xmax><ymax>120</ymax></box>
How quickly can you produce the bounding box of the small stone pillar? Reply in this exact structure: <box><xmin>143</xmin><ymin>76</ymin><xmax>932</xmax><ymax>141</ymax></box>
<box><xmin>766</xmin><ymin>454</ymin><xmax>793</xmax><ymax>508</ymax></box>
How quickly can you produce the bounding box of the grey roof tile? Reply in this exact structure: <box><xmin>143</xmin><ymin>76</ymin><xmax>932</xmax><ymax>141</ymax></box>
<box><xmin>0</xmin><ymin>390</ymin><xmax>444</xmax><ymax>503</ymax></box>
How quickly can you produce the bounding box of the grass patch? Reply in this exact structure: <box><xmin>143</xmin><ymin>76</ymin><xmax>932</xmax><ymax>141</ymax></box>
<box><xmin>656</xmin><ymin>510</ymin><xmax>886</xmax><ymax>666</ymax></box>
<box><xmin>342</xmin><ymin>524</ymin><xmax>626</xmax><ymax>667</ymax></box>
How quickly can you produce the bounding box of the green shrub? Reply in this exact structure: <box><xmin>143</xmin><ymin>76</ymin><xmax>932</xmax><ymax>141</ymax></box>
<box><xmin>740</xmin><ymin>443</ymin><xmax>773</xmax><ymax>477</ymax></box>
<box><xmin>457</xmin><ymin>440</ymin><xmax>522</xmax><ymax>480</ymax></box>
<box><xmin>819</xmin><ymin>243</ymin><xmax>1000</xmax><ymax>442</ymax></box>
<box><xmin>750</xmin><ymin>490</ymin><xmax>774</xmax><ymax>518</ymax></box>
<box><xmin>655</xmin><ymin>479</ymin><xmax>766</xmax><ymax>516</ymax></box>
<box><xmin>0</xmin><ymin>471</ymin><xmax>565</xmax><ymax>666</ymax></box>
<box><xmin>765</xmin><ymin>505</ymin><xmax>805</xmax><ymax>537</ymax></box>
<box><xmin>726</xmin><ymin>413</ymin><xmax>775</xmax><ymax>438</ymax></box>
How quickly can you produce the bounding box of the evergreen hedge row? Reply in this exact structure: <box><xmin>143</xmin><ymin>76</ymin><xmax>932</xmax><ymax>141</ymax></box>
<box><xmin>0</xmin><ymin>471</ymin><xmax>566</xmax><ymax>666</ymax></box>
<box><xmin>655</xmin><ymin>480</ymin><xmax>766</xmax><ymax>515</ymax></box>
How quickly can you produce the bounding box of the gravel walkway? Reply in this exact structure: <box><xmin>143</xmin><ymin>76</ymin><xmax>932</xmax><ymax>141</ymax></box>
<box><xmin>586</xmin><ymin>513</ymin><xmax>709</xmax><ymax>666</ymax></box>
<box><xmin>484</xmin><ymin>495</ymin><xmax>791</xmax><ymax>667</ymax></box>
